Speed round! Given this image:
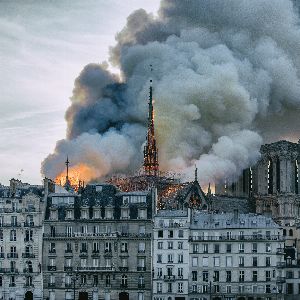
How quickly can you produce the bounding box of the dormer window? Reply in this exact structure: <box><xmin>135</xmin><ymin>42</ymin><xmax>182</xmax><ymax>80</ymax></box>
<box><xmin>138</xmin><ymin>209</ymin><xmax>146</xmax><ymax>219</ymax></box>
<box><xmin>93</xmin><ymin>209</ymin><xmax>101</xmax><ymax>219</ymax></box>
<box><xmin>105</xmin><ymin>208</ymin><xmax>113</xmax><ymax>220</ymax></box>
<box><xmin>121</xmin><ymin>207</ymin><xmax>129</xmax><ymax>219</ymax></box>
<box><xmin>66</xmin><ymin>210</ymin><xmax>73</xmax><ymax>220</ymax></box>
<box><xmin>81</xmin><ymin>209</ymin><xmax>88</xmax><ymax>219</ymax></box>
<box><xmin>50</xmin><ymin>208</ymin><xmax>58</xmax><ymax>221</ymax></box>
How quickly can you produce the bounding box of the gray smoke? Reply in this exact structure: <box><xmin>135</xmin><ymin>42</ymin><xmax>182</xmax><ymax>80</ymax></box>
<box><xmin>41</xmin><ymin>0</ymin><xmax>300</xmax><ymax>186</ymax></box>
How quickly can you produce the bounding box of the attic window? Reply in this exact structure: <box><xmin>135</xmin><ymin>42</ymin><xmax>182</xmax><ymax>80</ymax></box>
<box><xmin>96</xmin><ymin>185</ymin><xmax>103</xmax><ymax>192</ymax></box>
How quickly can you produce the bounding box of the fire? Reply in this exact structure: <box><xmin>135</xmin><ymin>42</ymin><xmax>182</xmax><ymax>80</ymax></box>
<box><xmin>55</xmin><ymin>163</ymin><xmax>97</xmax><ymax>189</ymax></box>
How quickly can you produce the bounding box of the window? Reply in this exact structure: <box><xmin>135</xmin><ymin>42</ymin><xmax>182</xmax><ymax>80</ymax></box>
<box><xmin>168</xmin><ymin>230</ymin><xmax>173</xmax><ymax>238</ymax></box>
<box><xmin>286</xmin><ymin>271</ymin><xmax>294</xmax><ymax>279</ymax></box>
<box><xmin>214</xmin><ymin>244</ymin><xmax>220</xmax><ymax>253</ymax></box>
<box><xmin>158</xmin><ymin>242</ymin><xmax>163</xmax><ymax>249</ymax></box>
<box><xmin>239</xmin><ymin>256</ymin><xmax>244</xmax><ymax>267</ymax></box>
<box><xmin>266</xmin><ymin>243</ymin><xmax>271</xmax><ymax>252</ymax></box>
<box><xmin>0</xmin><ymin>276</ymin><xmax>2</xmax><ymax>287</ymax></box>
<box><xmin>213</xmin><ymin>271</ymin><xmax>219</xmax><ymax>282</ymax></box>
<box><xmin>10</xmin><ymin>230</ymin><xmax>16</xmax><ymax>241</ymax></box>
<box><xmin>66</xmin><ymin>226</ymin><xmax>72</xmax><ymax>237</ymax></box>
<box><xmin>11</xmin><ymin>216</ymin><xmax>17</xmax><ymax>226</ymax></box>
<box><xmin>289</xmin><ymin>229</ymin><xmax>293</xmax><ymax>236</ymax></box>
<box><xmin>81</xmin><ymin>275</ymin><xmax>86</xmax><ymax>285</ymax></box>
<box><xmin>158</xmin><ymin>230</ymin><xmax>163</xmax><ymax>238</ymax></box>
<box><xmin>121</xmin><ymin>275</ymin><xmax>127</xmax><ymax>287</ymax></box>
<box><xmin>168</xmin><ymin>283</ymin><xmax>172</xmax><ymax>293</ymax></box>
<box><xmin>226</xmin><ymin>256</ymin><xmax>232</xmax><ymax>267</ymax></box>
<box><xmin>49</xmin><ymin>242</ymin><xmax>56</xmax><ymax>253</ymax></box>
<box><xmin>226</xmin><ymin>285</ymin><xmax>231</xmax><ymax>293</ymax></box>
<box><xmin>168</xmin><ymin>254</ymin><xmax>173</xmax><ymax>263</ymax></box>
<box><xmin>252</xmin><ymin>243</ymin><xmax>257</xmax><ymax>253</ymax></box>
<box><xmin>192</xmin><ymin>257</ymin><xmax>198</xmax><ymax>267</ymax></box>
<box><xmin>178</xmin><ymin>242</ymin><xmax>183</xmax><ymax>249</ymax></box>
<box><xmin>239</xmin><ymin>243</ymin><xmax>244</xmax><ymax>253</ymax></box>
<box><xmin>157</xmin><ymin>254</ymin><xmax>162</xmax><ymax>263</ymax></box>
<box><xmin>81</xmin><ymin>242</ymin><xmax>87</xmax><ymax>253</ymax></box>
<box><xmin>157</xmin><ymin>282</ymin><xmax>162</xmax><ymax>293</ymax></box>
<box><xmin>203</xmin><ymin>271</ymin><xmax>208</xmax><ymax>282</ymax></box>
<box><xmin>266</xmin><ymin>256</ymin><xmax>271</xmax><ymax>267</ymax></box>
<box><xmin>287</xmin><ymin>283</ymin><xmax>294</xmax><ymax>294</ymax></box>
<box><xmin>157</xmin><ymin>268</ymin><xmax>162</xmax><ymax>278</ymax></box>
<box><xmin>266</xmin><ymin>284</ymin><xmax>271</xmax><ymax>293</ymax></box>
<box><xmin>193</xmin><ymin>244</ymin><xmax>199</xmax><ymax>253</ymax></box>
<box><xmin>214</xmin><ymin>257</ymin><xmax>220</xmax><ymax>267</ymax></box>
<box><xmin>138</xmin><ymin>292</ymin><xmax>144</xmax><ymax>300</ymax></box>
<box><xmin>121</xmin><ymin>242</ymin><xmax>128</xmax><ymax>253</ymax></box>
<box><xmin>178</xmin><ymin>254</ymin><xmax>183</xmax><ymax>263</ymax></box>
<box><xmin>168</xmin><ymin>242</ymin><xmax>173</xmax><ymax>249</ymax></box>
<box><xmin>253</xmin><ymin>256</ymin><xmax>258</xmax><ymax>266</ymax></box>
<box><xmin>226</xmin><ymin>271</ymin><xmax>231</xmax><ymax>282</ymax></box>
<box><xmin>138</xmin><ymin>242</ymin><xmax>145</xmax><ymax>253</ymax></box>
<box><xmin>203</xmin><ymin>257</ymin><xmax>208</xmax><ymax>267</ymax></box>
<box><xmin>10</xmin><ymin>275</ymin><xmax>15</xmax><ymax>287</ymax></box>
<box><xmin>239</xmin><ymin>271</ymin><xmax>245</xmax><ymax>282</ymax></box>
<box><xmin>178</xmin><ymin>230</ymin><xmax>183</xmax><ymax>237</ymax></box>
<box><xmin>239</xmin><ymin>231</ymin><xmax>244</xmax><ymax>239</ymax></box>
<box><xmin>178</xmin><ymin>282</ymin><xmax>183</xmax><ymax>293</ymax></box>
<box><xmin>226</xmin><ymin>244</ymin><xmax>231</xmax><ymax>253</ymax></box>
<box><xmin>178</xmin><ymin>268</ymin><xmax>183</xmax><ymax>277</ymax></box>
<box><xmin>266</xmin><ymin>270</ymin><xmax>271</xmax><ymax>281</ymax></box>
<box><xmin>138</xmin><ymin>209</ymin><xmax>146</xmax><ymax>219</ymax></box>
<box><xmin>105</xmin><ymin>242</ymin><xmax>111</xmax><ymax>252</ymax></box>
<box><xmin>253</xmin><ymin>270</ymin><xmax>257</xmax><ymax>282</ymax></box>
<box><xmin>203</xmin><ymin>244</ymin><xmax>208</xmax><ymax>253</ymax></box>
<box><xmin>93</xmin><ymin>242</ymin><xmax>100</xmax><ymax>253</ymax></box>
<box><xmin>139</xmin><ymin>225</ymin><xmax>145</xmax><ymax>235</ymax></box>
<box><xmin>106</xmin><ymin>275</ymin><xmax>110</xmax><ymax>286</ymax></box>
<box><xmin>66</xmin><ymin>243</ymin><xmax>72</xmax><ymax>253</ymax></box>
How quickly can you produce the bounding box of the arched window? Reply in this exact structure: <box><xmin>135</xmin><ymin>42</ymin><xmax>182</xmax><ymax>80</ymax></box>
<box><xmin>289</xmin><ymin>229</ymin><xmax>293</xmax><ymax>237</ymax></box>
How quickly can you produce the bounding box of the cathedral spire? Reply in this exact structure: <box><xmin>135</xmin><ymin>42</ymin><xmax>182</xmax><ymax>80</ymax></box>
<box><xmin>64</xmin><ymin>156</ymin><xmax>71</xmax><ymax>190</ymax></box>
<box><xmin>143</xmin><ymin>65</ymin><xmax>159</xmax><ymax>176</ymax></box>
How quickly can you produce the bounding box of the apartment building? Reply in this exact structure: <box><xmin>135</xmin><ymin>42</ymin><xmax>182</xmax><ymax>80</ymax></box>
<box><xmin>153</xmin><ymin>210</ymin><xmax>190</xmax><ymax>300</ymax></box>
<box><xmin>189</xmin><ymin>211</ymin><xmax>284</xmax><ymax>300</ymax></box>
<box><xmin>0</xmin><ymin>179</ymin><xmax>44</xmax><ymax>300</ymax></box>
<box><xmin>42</xmin><ymin>182</ymin><xmax>153</xmax><ymax>300</ymax></box>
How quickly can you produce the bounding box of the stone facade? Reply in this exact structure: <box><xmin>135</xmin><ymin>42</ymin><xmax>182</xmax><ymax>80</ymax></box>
<box><xmin>0</xmin><ymin>179</ymin><xmax>44</xmax><ymax>300</ymax></box>
<box><xmin>42</xmin><ymin>182</ymin><xmax>153</xmax><ymax>300</ymax></box>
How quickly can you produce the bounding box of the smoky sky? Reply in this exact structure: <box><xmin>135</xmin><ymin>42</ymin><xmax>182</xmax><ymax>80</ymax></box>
<box><xmin>42</xmin><ymin>0</ymin><xmax>300</xmax><ymax>185</ymax></box>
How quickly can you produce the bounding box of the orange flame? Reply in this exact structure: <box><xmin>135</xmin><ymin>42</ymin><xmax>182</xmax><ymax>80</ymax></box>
<box><xmin>55</xmin><ymin>163</ymin><xmax>97</xmax><ymax>189</ymax></box>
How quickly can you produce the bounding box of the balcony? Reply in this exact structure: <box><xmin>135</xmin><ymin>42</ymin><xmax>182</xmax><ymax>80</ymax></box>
<box><xmin>64</xmin><ymin>266</ymin><xmax>73</xmax><ymax>272</ymax></box>
<box><xmin>276</xmin><ymin>248</ymin><xmax>285</xmax><ymax>255</ymax></box>
<box><xmin>22</xmin><ymin>253</ymin><xmax>35</xmax><ymax>258</ymax></box>
<box><xmin>276</xmin><ymin>276</ymin><xmax>286</xmax><ymax>283</ymax></box>
<box><xmin>0</xmin><ymin>268</ymin><xmax>19</xmax><ymax>274</ymax></box>
<box><xmin>48</xmin><ymin>283</ymin><xmax>56</xmax><ymax>288</ymax></box>
<box><xmin>23</xmin><ymin>268</ymin><xmax>34</xmax><ymax>273</ymax></box>
<box><xmin>119</xmin><ymin>267</ymin><xmax>129</xmax><ymax>272</ymax></box>
<box><xmin>9</xmin><ymin>283</ymin><xmax>16</xmax><ymax>287</ymax></box>
<box><xmin>91</xmin><ymin>250</ymin><xmax>100</xmax><ymax>257</ymax></box>
<box><xmin>65</xmin><ymin>283</ymin><xmax>72</xmax><ymax>288</ymax></box>
<box><xmin>24</xmin><ymin>222</ymin><xmax>35</xmax><ymax>227</ymax></box>
<box><xmin>7</xmin><ymin>253</ymin><xmax>18</xmax><ymax>258</ymax></box>
<box><xmin>164</xmin><ymin>275</ymin><xmax>175</xmax><ymax>281</ymax></box>
<box><xmin>277</xmin><ymin>262</ymin><xmax>286</xmax><ymax>268</ymax></box>
<box><xmin>0</xmin><ymin>223</ymin><xmax>21</xmax><ymax>227</ymax></box>
<box><xmin>24</xmin><ymin>238</ymin><xmax>34</xmax><ymax>243</ymax></box>
<box><xmin>104</xmin><ymin>250</ymin><xmax>112</xmax><ymax>257</ymax></box>
<box><xmin>138</xmin><ymin>250</ymin><xmax>146</xmax><ymax>254</ymax></box>
<box><xmin>189</xmin><ymin>234</ymin><xmax>284</xmax><ymax>242</ymax></box>
<box><xmin>120</xmin><ymin>284</ymin><xmax>128</xmax><ymax>288</ymax></box>
<box><xmin>77</xmin><ymin>266</ymin><xmax>115</xmax><ymax>272</ymax></box>
<box><xmin>24</xmin><ymin>283</ymin><xmax>34</xmax><ymax>288</ymax></box>
<box><xmin>47</xmin><ymin>266</ymin><xmax>56</xmax><ymax>271</ymax></box>
<box><xmin>138</xmin><ymin>283</ymin><xmax>145</xmax><ymax>289</ymax></box>
<box><xmin>137</xmin><ymin>267</ymin><xmax>146</xmax><ymax>271</ymax></box>
<box><xmin>79</xmin><ymin>250</ymin><xmax>88</xmax><ymax>257</ymax></box>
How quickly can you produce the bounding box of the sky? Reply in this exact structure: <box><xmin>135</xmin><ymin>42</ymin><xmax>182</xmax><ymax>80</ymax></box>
<box><xmin>0</xmin><ymin>0</ymin><xmax>161</xmax><ymax>185</ymax></box>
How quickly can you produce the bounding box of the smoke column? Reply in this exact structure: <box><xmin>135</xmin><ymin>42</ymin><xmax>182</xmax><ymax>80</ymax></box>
<box><xmin>41</xmin><ymin>0</ymin><xmax>300</xmax><ymax>185</ymax></box>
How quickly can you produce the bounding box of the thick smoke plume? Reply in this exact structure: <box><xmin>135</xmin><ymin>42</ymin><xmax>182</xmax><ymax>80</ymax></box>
<box><xmin>42</xmin><ymin>0</ymin><xmax>300</xmax><ymax>186</ymax></box>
